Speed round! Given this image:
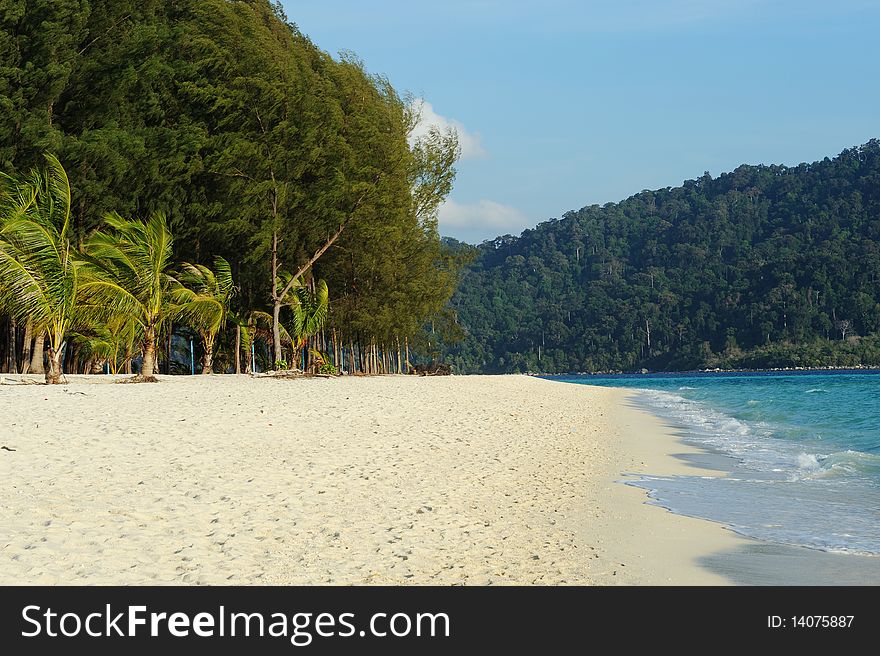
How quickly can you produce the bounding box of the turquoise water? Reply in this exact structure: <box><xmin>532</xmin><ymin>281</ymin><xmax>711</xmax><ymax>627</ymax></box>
<box><xmin>549</xmin><ymin>371</ymin><xmax>880</xmax><ymax>555</ymax></box>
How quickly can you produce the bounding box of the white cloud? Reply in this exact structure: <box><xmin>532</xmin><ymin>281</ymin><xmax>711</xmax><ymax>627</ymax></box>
<box><xmin>438</xmin><ymin>199</ymin><xmax>530</xmax><ymax>236</ymax></box>
<box><xmin>410</xmin><ymin>100</ymin><xmax>485</xmax><ymax>159</ymax></box>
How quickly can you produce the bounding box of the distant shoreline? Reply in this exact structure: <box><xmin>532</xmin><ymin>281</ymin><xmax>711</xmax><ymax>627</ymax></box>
<box><xmin>533</xmin><ymin>364</ymin><xmax>880</xmax><ymax>377</ymax></box>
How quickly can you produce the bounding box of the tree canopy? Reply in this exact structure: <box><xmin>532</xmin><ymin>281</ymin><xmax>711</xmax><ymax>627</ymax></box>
<box><xmin>1</xmin><ymin>0</ymin><xmax>462</xmax><ymax>375</ymax></box>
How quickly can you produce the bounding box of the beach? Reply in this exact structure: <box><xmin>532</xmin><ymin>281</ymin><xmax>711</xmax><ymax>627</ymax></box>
<box><xmin>0</xmin><ymin>374</ymin><xmax>770</xmax><ymax>585</ymax></box>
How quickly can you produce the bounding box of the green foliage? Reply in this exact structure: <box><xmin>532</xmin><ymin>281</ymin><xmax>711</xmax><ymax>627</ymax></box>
<box><xmin>275</xmin><ymin>274</ymin><xmax>328</xmax><ymax>346</ymax></box>
<box><xmin>0</xmin><ymin>154</ymin><xmax>80</xmax><ymax>382</ymax></box>
<box><xmin>309</xmin><ymin>348</ymin><xmax>338</xmax><ymax>375</ymax></box>
<box><xmin>80</xmin><ymin>212</ymin><xmax>175</xmax><ymax>328</ymax></box>
<box><xmin>407</xmin><ymin>101</ymin><xmax>460</xmax><ymax>228</ymax></box>
<box><xmin>444</xmin><ymin>140</ymin><xmax>880</xmax><ymax>373</ymax></box>
<box><xmin>175</xmin><ymin>257</ymin><xmax>235</xmax><ymax>336</ymax></box>
<box><xmin>1</xmin><ymin>1</ymin><xmax>464</xmax><ymax>376</ymax></box>
<box><xmin>80</xmin><ymin>211</ymin><xmax>177</xmax><ymax>378</ymax></box>
<box><xmin>69</xmin><ymin>323</ymin><xmax>134</xmax><ymax>375</ymax></box>
<box><xmin>174</xmin><ymin>255</ymin><xmax>235</xmax><ymax>372</ymax></box>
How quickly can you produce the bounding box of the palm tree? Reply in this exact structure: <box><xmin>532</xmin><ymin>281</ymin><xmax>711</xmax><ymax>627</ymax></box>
<box><xmin>72</xmin><ymin>315</ymin><xmax>140</xmax><ymax>375</ymax></box>
<box><xmin>290</xmin><ymin>277</ymin><xmax>329</xmax><ymax>348</ymax></box>
<box><xmin>0</xmin><ymin>155</ymin><xmax>81</xmax><ymax>384</ymax></box>
<box><xmin>71</xmin><ymin>326</ymin><xmax>117</xmax><ymax>374</ymax></box>
<box><xmin>225</xmin><ymin>276</ymin><xmax>326</xmax><ymax>374</ymax></box>
<box><xmin>174</xmin><ymin>256</ymin><xmax>235</xmax><ymax>374</ymax></box>
<box><xmin>284</xmin><ymin>275</ymin><xmax>329</xmax><ymax>370</ymax></box>
<box><xmin>79</xmin><ymin>211</ymin><xmax>177</xmax><ymax>382</ymax></box>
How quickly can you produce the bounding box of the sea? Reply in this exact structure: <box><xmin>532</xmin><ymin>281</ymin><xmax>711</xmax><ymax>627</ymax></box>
<box><xmin>549</xmin><ymin>371</ymin><xmax>880</xmax><ymax>555</ymax></box>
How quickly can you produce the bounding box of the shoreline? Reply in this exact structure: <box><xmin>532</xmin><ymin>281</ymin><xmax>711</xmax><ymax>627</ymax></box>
<box><xmin>538</xmin><ymin>366</ymin><xmax>880</xmax><ymax>377</ymax></box>
<box><xmin>2</xmin><ymin>373</ymin><xmax>874</xmax><ymax>585</ymax></box>
<box><xmin>581</xmin><ymin>388</ymin><xmax>747</xmax><ymax>584</ymax></box>
<box><xmin>603</xmin><ymin>386</ymin><xmax>880</xmax><ymax>585</ymax></box>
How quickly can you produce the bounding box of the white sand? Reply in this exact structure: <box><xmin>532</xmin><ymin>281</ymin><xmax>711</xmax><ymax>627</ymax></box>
<box><xmin>0</xmin><ymin>374</ymin><xmax>742</xmax><ymax>585</ymax></box>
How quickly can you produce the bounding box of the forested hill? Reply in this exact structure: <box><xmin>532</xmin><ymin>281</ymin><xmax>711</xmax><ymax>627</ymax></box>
<box><xmin>443</xmin><ymin>140</ymin><xmax>880</xmax><ymax>373</ymax></box>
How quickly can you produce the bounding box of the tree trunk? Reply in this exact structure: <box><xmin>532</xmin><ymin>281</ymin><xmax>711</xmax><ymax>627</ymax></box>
<box><xmin>31</xmin><ymin>331</ymin><xmax>45</xmax><ymax>374</ymax></box>
<box><xmin>166</xmin><ymin>323</ymin><xmax>173</xmax><ymax>375</ymax></box>
<box><xmin>405</xmin><ymin>336</ymin><xmax>410</xmax><ymax>374</ymax></box>
<box><xmin>5</xmin><ymin>318</ymin><xmax>16</xmax><ymax>373</ymax></box>
<box><xmin>20</xmin><ymin>320</ymin><xmax>33</xmax><ymax>374</ymax></box>
<box><xmin>202</xmin><ymin>332</ymin><xmax>214</xmax><ymax>374</ymax></box>
<box><xmin>270</xmin><ymin>225</ymin><xmax>284</xmax><ymax>368</ymax></box>
<box><xmin>234</xmin><ymin>324</ymin><xmax>241</xmax><ymax>374</ymax></box>
<box><xmin>272</xmin><ymin>300</ymin><xmax>282</xmax><ymax>367</ymax></box>
<box><xmin>245</xmin><ymin>328</ymin><xmax>253</xmax><ymax>375</ymax></box>
<box><xmin>137</xmin><ymin>329</ymin><xmax>158</xmax><ymax>382</ymax></box>
<box><xmin>45</xmin><ymin>343</ymin><xmax>64</xmax><ymax>384</ymax></box>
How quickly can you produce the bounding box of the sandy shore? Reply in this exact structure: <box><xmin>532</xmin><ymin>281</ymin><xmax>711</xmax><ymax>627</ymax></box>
<box><xmin>0</xmin><ymin>374</ymin><xmax>742</xmax><ymax>585</ymax></box>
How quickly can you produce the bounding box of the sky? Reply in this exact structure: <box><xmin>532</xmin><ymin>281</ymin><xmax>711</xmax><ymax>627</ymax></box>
<box><xmin>282</xmin><ymin>0</ymin><xmax>880</xmax><ymax>243</ymax></box>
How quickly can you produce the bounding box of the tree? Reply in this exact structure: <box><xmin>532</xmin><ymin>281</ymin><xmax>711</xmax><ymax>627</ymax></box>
<box><xmin>287</xmin><ymin>276</ymin><xmax>329</xmax><ymax>369</ymax></box>
<box><xmin>0</xmin><ymin>0</ymin><xmax>89</xmax><ymax>174</ymax></box>
<box><xmin>2</xmin><ymin>2</ymin><xmax>465</xmax><ymax>375</ymax></box>
<box><xmin>0</xmin><ymin>154</ymin><xmax>81</xmax><ymax>383</ymax></box>
<box><xmin>174</xmin><ymin>0</ymin><xmax>346</xmax><ymax>366</ymax></box>
<box><xmin>314</xmin><ymin>88</ymin><xmax>463</xmax><ymax>368</ymax></box>
<box><xmin>407</xmin><ymin>102</ymin><xmax>460</xmax><ymax>227</ymax></box>
<box><xmin>79</xmin><ymin>211</ymin><xmax>177</xmax><ymax>381</ymax></box>
<box><xmin>174</xmin><ymin>256</ymin><xmax>235</xmax><ymax>374</ymax></box>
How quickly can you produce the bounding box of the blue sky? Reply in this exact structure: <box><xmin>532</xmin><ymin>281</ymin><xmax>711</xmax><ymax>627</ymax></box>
<box><xmin>283</xmin><ymin>1</ymin><xmax>880</xmax><ymax>243</ymax></box>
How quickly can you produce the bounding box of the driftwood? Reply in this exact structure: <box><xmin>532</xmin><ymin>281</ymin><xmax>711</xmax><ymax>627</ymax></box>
<box><xmin>0</xmin><ymin>376</ymin><xmax>41</xmax><ymax>385</ymax></box>
<box><xmin>117</xmin><ymin>374</ymin><xmax>158</xmax><ymax>384</ymax></box>
<box><xmin>411</xmin><ymin>362</ymin><xmax>452</xmax><ymax>376</ymax></box>
<box><xmin>254</xmin><ymin>369</ymin><xmax>305</xmax><ymax>379</ymax></box>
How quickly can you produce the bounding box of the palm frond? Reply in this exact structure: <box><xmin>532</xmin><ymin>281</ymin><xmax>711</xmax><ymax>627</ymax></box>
<box><xmin>213</xmin><ymin>256</ymin><xmax>235</xmax><ymax>296</ymax></box>
<box><xmin>0</xmin><ymin>155</ymin><xmax>78</xmax><ymax>378</ymax></box>
<box><xmin>173</xmin><ymin>256</ymin><xmax>235</xmax><ymax>340</ymax></box>
<box><xmin>80</xmin><ymin>211</ymin><xmax>178</xmax><ymax>369</ymax></box>
<box><xmin>287</xmin><ymin>277</ymin><xmax>329</xmax><ymax>342</ymax></box>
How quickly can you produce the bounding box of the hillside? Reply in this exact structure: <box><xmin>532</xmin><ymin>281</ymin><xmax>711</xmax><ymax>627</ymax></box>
<box><xmin>443</xmin><ymin>140</ymin><xmax>880</xmax><ymax>373</ymax></box>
